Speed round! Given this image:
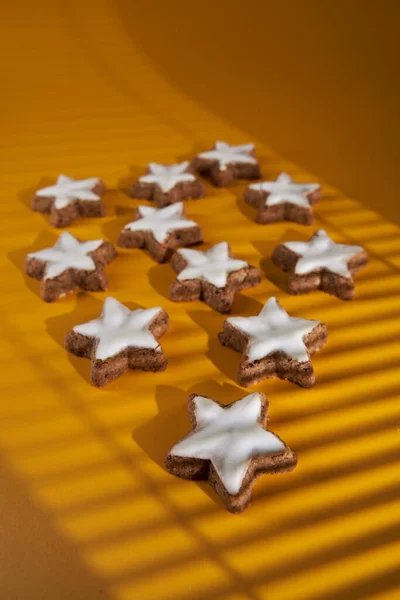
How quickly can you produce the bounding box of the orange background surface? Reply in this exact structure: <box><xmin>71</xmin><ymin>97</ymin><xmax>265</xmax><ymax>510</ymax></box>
<box><xmin>1</xmin><ymin>2</ymin><xmax>400</xmax><ymax>599</ymax></box>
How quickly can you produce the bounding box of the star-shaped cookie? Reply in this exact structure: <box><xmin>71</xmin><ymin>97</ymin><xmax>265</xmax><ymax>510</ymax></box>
<box><xmin>169</xmin><ymin>241</ymin><xmax>261</xmax><ymax>313</ymax></box>
<box><xmin>32</xmin><ymin>174</ymin><xmax>106</xmax><ymax>227</ymax></box>
<box><xmin>25</xmin><ymin>232</ymin><xmax>117</xmax><ymax>302</ymax></box>
<box><xmin>219</xmin><ymin>297</ymin><xmax>327</xmax><ymax>387</ymax></box>
<box><xmin>65</xmin><ymin>297</ymin><xmax>169</xmax><ymax>387</ymax></box>
<box><xmin>118</xmin><ymin>202</ymin><xmax>203</xmax><ymax>262</ymax></box>
<box><xmin>272</xmin><ymin>229</ymin><xmax>368</xmax><ymax>300</ymax></box>
<box><xmin>244</xmin><ymin>172</ymin><xmax>321</xmax><ymax>224</ymax></box>
<box><xmin>192</xmin><ymin>141</ymin><xmax>261</xmax><ymax>186</ymax></box>
<box><xmin>165</xmin><ymin>391</ymin><xmax>297</xmax><ymax>513</ymax></box>
<box><xmin>131</xmin><ymin>161</ymin><xmax>205</xmax><ymax>207</ymax></box>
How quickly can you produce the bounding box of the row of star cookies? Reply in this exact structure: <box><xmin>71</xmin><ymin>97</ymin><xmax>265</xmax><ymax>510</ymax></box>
<box><xmin>119</xmin><ymin>208</ymin><xmax>368</xmax><ymax>301</ymax></box>
<box><xmin>62</xmin><ymin>295</ymin><xmax>325</xmax><ymax>389</ymax></box>
<box><xmin>24</xmin><ymin>230</ymin><xmax>259</xmax><ymax>308</ymax></box>
<box><xmin>25</xmin><ymin>225</ymin><xmax>367</xmax><ymax>305</ymax></box>
<box><xmin>31</xmin><ymin>142</ymin><xmax>323</xmax><ymax>228</ymax></box>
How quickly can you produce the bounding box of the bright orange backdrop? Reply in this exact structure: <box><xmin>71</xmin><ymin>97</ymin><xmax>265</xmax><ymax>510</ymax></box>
<box><xmin>1</xmin><ymin>2</ymin><xmax>400</xmax><ymax>600</ymax></box>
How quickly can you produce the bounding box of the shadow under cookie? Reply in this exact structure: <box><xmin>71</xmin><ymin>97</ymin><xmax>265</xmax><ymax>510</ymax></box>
<box><xmin>9</xmin><ymin>230</ymin><xmax>66</xmax><ymax>301</ymax></box>
<box><xmin>168</xmin><ymin>243</ymin><xmax>262</xmax><ymax>313</ymax></box>
<box><xmin>253</xmin><ymin>229</ymin><xmax>312</xmax><ymax>293</ymax></box>
<box><xmin>18</xmin><ymin>178</ymin><xmax>53</xmax><ymax>219</ymax></box>
<box><xmin>45</xmin><ymin>294</ymin><xmax>105</xmax><ymax>386</ymax></box>
<box><xmin>235</xmin><ymin>188</ymin><xmax>260</xmax><ymax>223</ymax></box>
<box><xmin>148</xmin><ymin>263</ymin><xmax>177</xmax><ymax>299</ymax></box>
<box><xmin>218</xmin><ymin>297</ymin><xmax>328</xmax><ymax>388</ymax></box>
<box><xmin>46</xmin><ymin>295</ymin><xmax>148</xmax><ymax>388</ymax></box>
<box><xmin>187</xmin><ymin>299</ymin><xmax>263</xmax><ymax>385</ymax></box>
<box><xmin>132</xmin><ymin>385</ymin><xmax>220</xmax><ymax>508</ymax></box>
<box><xmin>117</xmin><ymin>164</ymin><xmax>148</xmax><ymax>196</ymax></box>
<box><xmin>132</xmin><ymin>381</ymin><xmax>251</xmax><ymax>509</ymax></box>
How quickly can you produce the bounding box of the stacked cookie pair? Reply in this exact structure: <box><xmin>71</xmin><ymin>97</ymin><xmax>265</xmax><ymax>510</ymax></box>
<box><xmin>24</xmin><ymin>141</ymin><xmax>368</xmax><ymax>512</ymax></box>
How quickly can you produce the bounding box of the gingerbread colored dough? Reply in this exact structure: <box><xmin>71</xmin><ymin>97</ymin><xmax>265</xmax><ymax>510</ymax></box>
<box><xmin>118</xmin><ymin>202</ymin><xmax>203</xmax><ymax>262</ymax></box>
<box><xmin>169</xmin><ymin>241</ymin><xmax>261</xmax><ymax>313</ymax></box>
<box><xmin>31</xmin><ymin>174</ymin><xmax>106</xmax><ymax>227</ymax></box>
<box><xmin>192</xmin><ymin>141</ymin><xmax>261</xmax><ymax>187</ymax></box>
<box><xmin>25</xmin><ymin>232</ymin><xmax>117</xmax><ymax>302</ymax></box>
<box><xmin>165</xmin><ymin>392</ymin><xmax>297</xmax><ymax>513</ymax></box>
<box><xmin>272</xmin><ymin>229</ymin><xmax>368</xmax><ymax>300</ymax></box>
<box><xmin>244</xmin><ymin>172</ymin><xmax>321</xmax><ymax>225</ymax></box>
<box><xmin>219</xmin><ymin>297</ymin><xmax>328</xmax><ymax>387</ymax></box>
<box><xmin>65</xmin><ymin>297</ymin><xmax>169</xmax><ymax>388</ymax></box>
<box><xmin>131</xmin><ymin>162</ymin><xmax>205</xmax><ymax>207</ymax></box>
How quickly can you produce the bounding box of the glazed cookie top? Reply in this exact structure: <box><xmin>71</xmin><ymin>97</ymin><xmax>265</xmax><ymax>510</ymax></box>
<box><xmin>28</xmin><ymin>232</ymin><xmax>103</xmax><ymax>279</ymax></box>
<box><xmin>226</xmin><ymin>297</ymin><xmax>320</xmax><ymax>363</ymax></box>
<box><xmin>170</xmin><ymin>392</ymin><xmax>285</xmax><ymax>495</ymax></box>
<box><xmin>36</xmin><ymin>175</ymin><xmax>102</xmax><ymax>209</ymax></box>
<box><xmin>139</xmin><ymin>161</ymin><xmax>196</xmax><ymax>193</ymax></box>
<box><xmin>73</xmin><ymin>297</ymin><xmax>164</xmax><ymax>361</ymax></box>
<box><xmin>124</xmin><ymin>202</ymin><xmax>198</xmax><ymax>243</ymax></box>
<box><xmin>283</xmin><ymin>229</ymin><xmax>365</xmax><ymax>277</ymax></box>
<box><xmin>197</xmin><ymin>141</ymin><xmax>257</xmax><ymax>171</ymax></box>
<box><xmin>176</xmin><ymin>242</ymin><xmax>248</xmax><ymax>288</ymax></box>
<box><xmin>249</xmin><ymin>172</ymin><xmax>319</xmax><ymax>207</ymax></box>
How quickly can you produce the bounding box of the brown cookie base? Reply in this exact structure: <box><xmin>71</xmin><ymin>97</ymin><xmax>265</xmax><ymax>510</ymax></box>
<box><xmin>165</xmin><ymin>393</ymin><xmax>297</xmax><ymax>513</ymax></box>
<box><xmin>118</xmin><ymin>209</ymin><xmax>204</xmax><ymax>262</ymax></box>
<box><xmin>191</xmin><ymin>154</ymin><xmax>261</xmax><ymax>187</ymax></box>
<box><xmin>24</xmin><ymin>240</ymin><xmax>117</xmax><ymax>302</ymax></box>
<box><xmin>31</xmin><ymin>181</ymin><xmax>106</xmax><ymax>228</ymax></box>
<box><xmin>130</xmin><ymin>180</ymin><xmax>205</xmax><ymax>208</ymax></box>
<box><xmin>219</xmin><ymin>319</ymin><xmax>328</xmax><ymax>388</ymax></box>
<box><xmin>169</xmin><ymin>251</ymin><xmax>261</xmax><ymax>313</ymax></box>
<box><xmin>243</xmin><ymin>186</ymin><xmax>320</xmax><ymax>225</ymax></box>
<box><xmin>65</xmin><ymin>309</ymin><xmax>169</xmax><ymax>387</ymax></box>
<box><xmin>272</xmin><ymin>243</ymin><xmax>368</xmax><ymax>300</ymax></box>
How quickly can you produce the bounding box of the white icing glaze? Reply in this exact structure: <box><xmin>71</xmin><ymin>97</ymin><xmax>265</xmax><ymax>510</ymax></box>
<box><xmin>28</xmin><ymin>232</ymin><xmax>103</xmax><ymax>279</ymax></box>
<box><xmin>36</xmin><ymin>174</ymin><xmax>102</xmax><ymax>209</ymax></box>
<box><xmin>139</xmin><ymin>161</ymin><xmax>195</xmax><ymax>193</ymax></box>
<box><xmin>73</xmin><ymin>297</ymin><xmax>164</xmax><ymax>361</ymax></box>
<box><xmin>197</xmin><ymin>141</ymin><xmax>257</xmax><ymax>171</ymax></box>
<box><xmin>177</xmin><ymin>241</ymin><xmax>248</xmax><ymax>288</ymax></box>
<box><xmin>249</xmin><ymin>172</ymin><xmax>320</xmax><ymax>207</ymax></box>
<box><xmin>283</xmin><ymin>229</ymin><xmax>364</xmax><ymax>278</ymax></box>
<box><xmin>227</xmin><ymin>297</ymin><xmax>320</xmax><ymax>363</ymax></box>
<box><xmin>171</xmin><ymin>392</ymin><xmax>285</xmax><ymax>495</ymax></box>
<box><xmin>124</xmin><ymin>202</ymin><xmax>198</xmax><ymax>244</ymax></box>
